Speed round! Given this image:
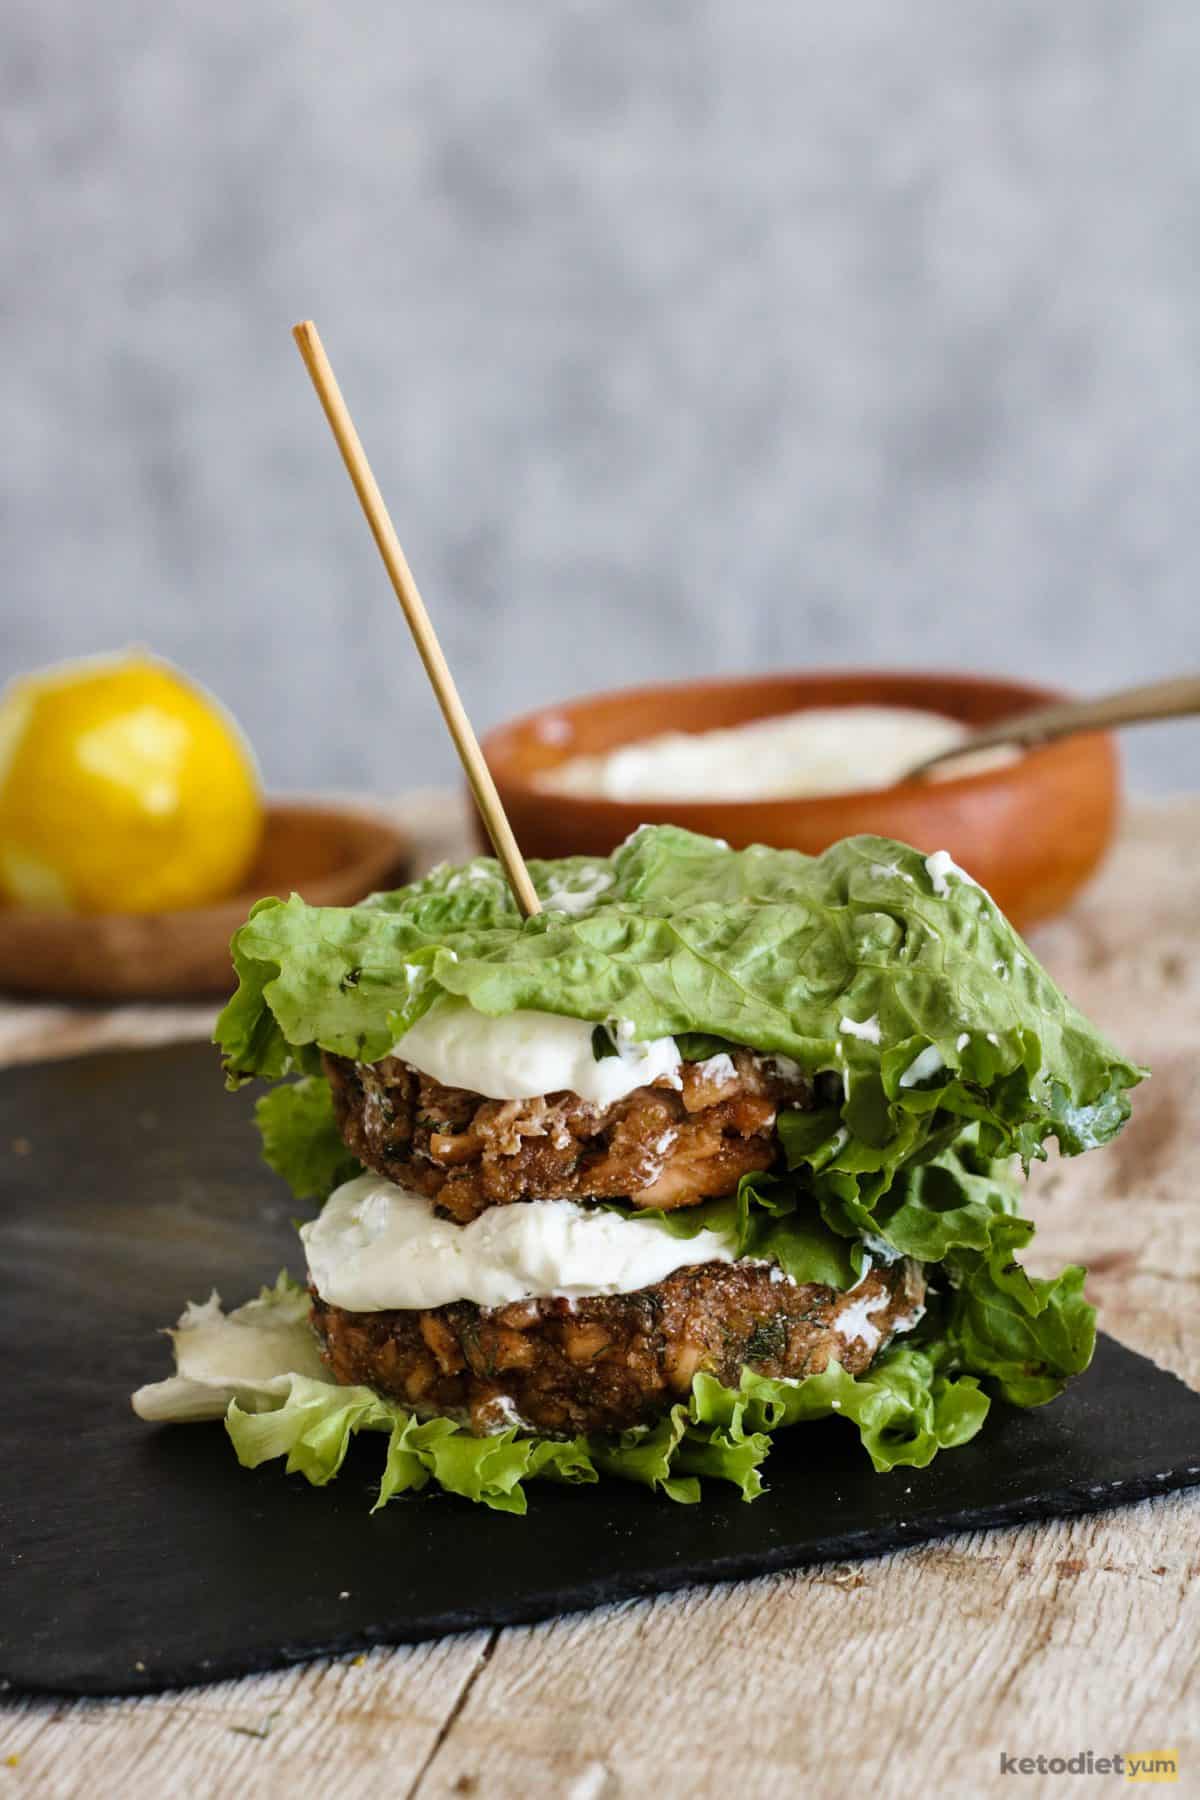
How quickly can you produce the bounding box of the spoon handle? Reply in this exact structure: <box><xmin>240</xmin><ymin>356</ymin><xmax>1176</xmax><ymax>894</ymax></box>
<box><xmin>908</xmin><ymin>674</ymin><xmax>1200</xmax><ymax>779</ymax></box>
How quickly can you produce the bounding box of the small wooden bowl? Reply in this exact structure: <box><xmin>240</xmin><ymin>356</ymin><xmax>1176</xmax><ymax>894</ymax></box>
<box><xmin>0</xmin><ymin>800</ymin><xmax>411</xmax><ymax>1000</ymax></box>
<box><xmin>481</xmin><ymin>671</ymin><xmax>1121</xmax><ymax>930</ymax></box>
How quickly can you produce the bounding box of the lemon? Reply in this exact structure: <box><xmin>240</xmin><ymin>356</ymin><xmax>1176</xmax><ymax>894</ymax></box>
<box><xmin>0</xmin><ymin>653</ymin><xmax>263</xmax><ymax>913</ymax></box>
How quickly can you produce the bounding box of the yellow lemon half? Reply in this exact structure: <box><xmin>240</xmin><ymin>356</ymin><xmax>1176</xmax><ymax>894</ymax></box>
<box><xmin>0</xmin><ymin>653</ymin><xmax>263</xmax><ymax>913</ymax></box>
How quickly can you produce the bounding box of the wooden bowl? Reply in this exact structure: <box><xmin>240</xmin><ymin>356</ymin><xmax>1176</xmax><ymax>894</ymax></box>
<box><xmin>481</xmin><ymin>671</ymin><xmax>1121</xmax><ymax>930</ymax></box>
<box><xmin>0</xmin><ymin>800</ymin><xmax>411</xmax><ymax>1000</ymax></box>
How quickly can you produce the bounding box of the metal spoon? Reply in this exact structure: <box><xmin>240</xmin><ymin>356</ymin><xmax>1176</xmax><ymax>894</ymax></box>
<box><xmin>903</xmin><ymin>674</ymin><xmax>1200</xmax><ymax>781</ymax></box>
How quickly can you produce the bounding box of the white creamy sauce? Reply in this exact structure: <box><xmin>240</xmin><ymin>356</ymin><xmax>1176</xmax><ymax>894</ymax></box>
<box><xmin>924</xmin><ymin>848</ymin><xmax>979</xmax><ymax>898</ymax></box>
<box><xmin>392</xmin><ymin>998</ymin><xmax>681</xmax><ymax>1104</ymax></box>
<box><xmin>540</xmin><ymin>865</ymin><xmax>614</xmax><ymax>915</ymax></box>
<box><xmin>1052</xmin><ymin>1099</ymin><xmax>1110</xmax><ymax>1152</ymax></box>
<box><xmin>834</xmin><ymin>1288</ymin><xmax>925</xmax><ymax>1354</ymax></box>
<box><xmin>302</xmin><ymin>1173</ymin><xmax>741</xmax><ymax>1311</ymax></box>
<box><xmin>444</xmin><ymin>863</ymin><xmax>498</xmax><ymax>891</ymax></box>
<box><xmin>478</xmin><ymin>1393</ymin><xmax>530</xmax><ymax>1433</ymax></box>
<box><xmin>695</xmin><ymin>1051</ymin><xmax>736</xmax><ymax>1084</ymax></box>
<box><xmin>899</xmin><ymin>1045</ymin><xmax>946</xmax><ymax>1088</ymax></box>
<box><xmin>956</xmin><ymin>1031</ymin><xmax>970</xmax><ymax>1051</ymax></box>
<box><xmin>833</xmin><ymin>1289</ymin><xmax>891</xmax><ymax>1353</ymax></box>
<box><xmin>537</xmin><ymin>706</ymin><xmax>1012</xmax><ymax>802</ymax></box>
<box><xmin>860</xmin><ymin>1231</ymin><xmax>903</xmax><ymax>1266</ymax></box>
<box><xmin>839</xmin><ymin>1012</ymin><xmax>882</xmax><ymax>1044</ymax></box>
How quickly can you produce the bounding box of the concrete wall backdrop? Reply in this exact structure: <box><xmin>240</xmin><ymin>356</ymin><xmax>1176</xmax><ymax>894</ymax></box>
<box><xmin>4</xmin><ymin>0</ymin><xmax>1199</xmax><ymax>792</ymax></box>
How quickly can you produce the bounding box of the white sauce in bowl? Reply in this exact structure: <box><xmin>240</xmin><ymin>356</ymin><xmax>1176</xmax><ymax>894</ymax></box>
<box><xmin>538</xmin><ymin>705</ymin><xmax>1013</xmax><ymax>801</ymax></box>
<box><xmin>302</xmin><ymin>1173</ymin><xmax>740</xmax><ymax>1311</ymax></box>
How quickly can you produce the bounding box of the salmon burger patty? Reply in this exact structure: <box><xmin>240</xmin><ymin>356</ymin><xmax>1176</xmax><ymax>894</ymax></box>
<box><xmin>323</xmin><ymin>1047</ymin><xmax>821</xmax><ymax>1224</ymax></box>
<box><xmin>310</xmin><ymin>1256</ymin><xmax>926</xmax><ymax>1438</ymax></box>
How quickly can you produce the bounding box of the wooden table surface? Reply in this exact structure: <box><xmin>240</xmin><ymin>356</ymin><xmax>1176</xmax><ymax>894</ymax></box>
<box><xmin>2</xmin><ymin>797</ymin><xmax>1197</xmax><ymax>1800</ymax></box>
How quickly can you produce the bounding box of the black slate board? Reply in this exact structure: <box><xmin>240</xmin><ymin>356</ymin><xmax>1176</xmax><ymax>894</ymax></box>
<box><xmin>3</xmin><ymin>1043</ymin><xmax>1199</xmax><ymax>1698</ymax></box>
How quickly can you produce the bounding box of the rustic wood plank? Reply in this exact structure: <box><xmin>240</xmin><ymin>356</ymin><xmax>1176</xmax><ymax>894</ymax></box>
<box><xmin>412</xmin><ymin>1495</ymin><xmax>1199</xmax><ymax>1800</ymax></box>
<box><xmin>0</xmin><ymin>1637</ymin><xmax>493</xmax><ymax>1800</ymax></box>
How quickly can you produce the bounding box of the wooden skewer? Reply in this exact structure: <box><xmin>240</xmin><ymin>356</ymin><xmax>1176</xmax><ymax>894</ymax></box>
<box><xmin>292</xmin><ymin>320</ymin><xmax>541</xmax><ymax>918</ymax></box>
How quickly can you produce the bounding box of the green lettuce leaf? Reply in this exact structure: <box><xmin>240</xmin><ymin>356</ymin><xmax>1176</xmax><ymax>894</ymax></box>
<box><xmin>225</xmin><ymin>1376</ymin><xmax>769</xmax><ymax>1513</ymax></box>
<box><xmin>727</xmin><ymin>1144</ymin><xmax>1098</xmax><ymax>1410</ymax></box>
<box><xmin>223</xmin><ymin>1341</ymin><xmax>991</xmax><ymax>1509</ymax></box>
<box><xmin>693</xmin><ymin>1344</ymin><xmax>991</xmax><ymax>1472</ymax></box>
<box><xmin>735</xmin><ymin>1172</ymin><xmax>863</xmax><ymax>1287</ymax></box>
<box><xmin>673</xmin><ymin>1032</ymin><xmax>740</xmax><ymax>1062</ymax></box>
<box><xmin>601</xmin><ymin>1178</ymin><xmax>861</xmax><ymax>1290</ymax></box>
<box><xmin>254</xmin><ymin>1077</ymin><xmax>363</xmax><ymax>1203</ymax></box>
<box><xmin>375</xmin><ymin>1415</ymin><xmax>600</xmax><ymax>1514</ymax></box>
<box><xmin>216</xmin><ymin>899</ymin><xmax>324</xmax><ymax>1082</ymax></box>
<box><xmin>622</xmin><ymin>1144</ymin><xmax>1021</xmax><ymax>1298</ymax></box>
<box><xmin>214</xmin><ymin>831</ymin><xmax>1142</xmax><ymax>1209</ymax></box>
<box><xmin>862</xmin><ymin>1140</ymin><xmax>1023</xmax><ymax>1262</ymax></box>
<box><xmin>938</xmin><ymin>1215</ymin><xmax>1097</xmax><ymax>1406</ymax></box>
<box><xmin>754</xmin><ymin>1138</ymin><xmax>1098</xmax><ymax>1408</ymax></box>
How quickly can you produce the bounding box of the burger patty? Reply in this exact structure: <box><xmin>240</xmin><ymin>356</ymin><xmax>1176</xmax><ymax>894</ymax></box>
<box><xmin>310</xmin><ymin>1257</ymin><xmax>925</xmax><ymax>1437</ymax></box>
<box><xmin>324</xmin><ymin>1048</ymin><xmax>818</xmax><ymax>1223</ymax></box>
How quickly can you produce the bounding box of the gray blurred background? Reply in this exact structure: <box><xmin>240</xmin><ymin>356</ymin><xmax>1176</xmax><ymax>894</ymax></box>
<box><xmin>4</xmin><ymin>0</ymin><xmax>1199</xmax><ymax>792</ymax></box>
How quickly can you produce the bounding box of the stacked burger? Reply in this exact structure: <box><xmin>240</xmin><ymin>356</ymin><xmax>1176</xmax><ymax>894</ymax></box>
<box><xmin>134</xmin><ymin>827</ymin><xmax>1142</xmax><ymax>1511</ymax></box>
<box><xmin>311</xmin><ymin>1013</ymin><xmax>927</xmax><ymax>1439</ymax></box>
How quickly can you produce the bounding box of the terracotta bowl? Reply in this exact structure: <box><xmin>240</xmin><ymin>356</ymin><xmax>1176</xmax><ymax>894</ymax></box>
<box><xmin>481</xmin><ymin>671</ymin><xmax>1121</xmax><ymax>930</ymax></box>
<box><xmin>0</xmin><ymin>800</ymin><xmax>411</xmax><ymax>1001</ymax></box>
